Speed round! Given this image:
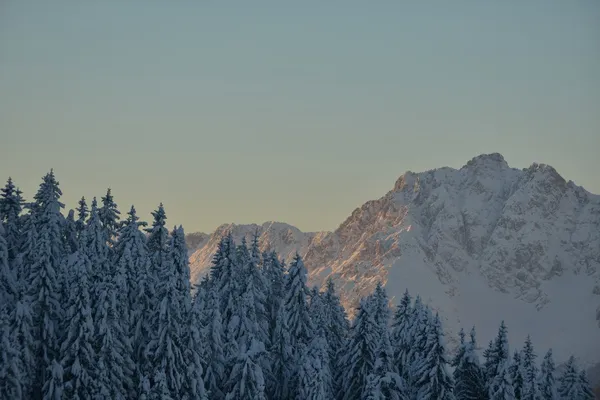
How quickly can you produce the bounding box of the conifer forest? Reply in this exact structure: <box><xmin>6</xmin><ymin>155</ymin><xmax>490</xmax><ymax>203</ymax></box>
<box><xmin>0</xmin><ymin>171</ymin><xmax>595</xmax><ymax>399</ymax></box>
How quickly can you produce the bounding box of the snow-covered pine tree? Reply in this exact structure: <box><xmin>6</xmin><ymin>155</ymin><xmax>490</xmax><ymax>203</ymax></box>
<box><xmin>340</xmin><ymin>298</ymin><xmax>379</xmax><ymax>400</ymax></box>
<box><xmin>363</xmin><ymin>327</ymin><xmax>406</xmax><ymax>400</ymax></box>
<box><xmin>269</xmin><ymin>303</ymin><xmax>295</xmax><ymax>400</ymax></box>
<box><xmin>283</xmin><ymin>253</ymin><xmax>314</xmax><ymax>350</ymax></box>
<box><xmin>264</xmin><ymin>250</ymin><xmax>285</xmax><ymax>337</ymax></box>
<box><xmin>114</xmin><ymin>206</ymin><xmax>153</xmax><ymax>373</ymax></box>
<box><xmin>371</xmin><ymin>282</ymin><xmax>391</xmax><ymax>338</ymax></box>
<box><xmin>99</xmin><ymin>188</ymin><xmax>121</xmax><ymax>250</ymax></box>
<box><xmin>509</xmin><ymin>351</ymin><xmax>524</xmax><ymax>399</ymax></box>
<box><xmin>63</xmin><ymin>209</ymin><xmax>78</xmax><ymax>254</ymax></box>
<box><xmin>0</xmin><ymin>307</ymin><xmax>22</xmax><ymax>399</ymax></box>
<box><xmin>149</xmin><ymin>370</ymin><xmax>173</xmax><ymax>400</ymax></box>
<box><xmin>323</xmin><ymin>278</ymin><xmax>350</xmax><ymax>396</ymax></box>
<box><xmin>521</xmin><ymin>335</ymin><xmax>539</xmax><ymax>400</ymax></box>
<box><xmin>214</xmin><ymin>233</ymin><xmax>240</xmax><ymax>339</ymax></box>
<box><xmin>8</xmin><ymin>207</ymin><xmax>36</xmax><ymax>397</ymax></box>
<box><xmin>224</xmin><ymin>282</ymin><xmax>268</xmax><ymax>400</ymax></box>
<box><xmin>145</xmin><ymin>203</ymin><xmax>170</xmax><ymax>283</ymax></box>
<box><xmin>92</xmin><ymin>221</ymin><xmax>136</xmax><ymax>400</ymax></box>
<box><xmin>75</xmin><ymin>196</ymin><xmax>88</xmax><ymax>235</ymax></box>
<box><xmin>27</xmin><ymin>170</ymin><xmax>65</xmax><ymax>397</ymax></box>
<box><xmin>483</xmin><ymin>339</ymin><xmax>495</xmax><ymax>380</ymax></box>
<box><xmin>171</xmin><ymin>226</ymin><xmax>192</xmax><ymax>321</ymax></box>
<box><xmin>0</xmin><ymin>223</ymin><xmax>17</xmax><ymax>308</ymax></box>
<box><xmin>578</xmin><ymin>370</ymin><xmax>595</xmax><ymax>400</ymax></box>
<box><xmin>488</xmin><ymin>321</ymin><xmax>515</xmax><ymax>400</ymax></box>
<box><xmin>200</xmin><ymin>287</ymin><xmax>226</xmax><ymax>400</ymax></box>
<box><xmin>59</xmin><ymin>232</ymin><xmax>97</xmax><ymax>399</ymax></box>
<box><xmin>297</xmin><ymin>330</ymin><xmax>333</xmax><ymax>400</ymax></box>
<box><xmin>244</xmin><ymin>232</ymin><xmax>270</xmax><ymax>347</ymax></box>
<box><xmin>145</xmin><ymin>231</ymin><xmax>188</xmax><ymax>398</ymax></box>
<box><xmin>452</xmin><ymin>327</ymin><xmax>487</xmax><ymax>400</ymax></box>
<box><xmin>210</xmin><ymin>235</ymin><xmax>229</xmax><ymax>283</ymax></box>
<box><xmin>167</xmin><ymin>225</ymin><xmax>209</xmax><ymax>400</ymax></box>
<box><xmin>391</xmin><ymin>289</ymin><xmax>412</xmax><ymax>381</ymax></box>
<box><xmin>42</xmin><ymin>360</ymin><xmax>64</xmax><ymax>400</ymax></box>
<box><xmin>85</xmin><ymin>198</ymin><xmax>110</xmax><ymax>287</ymax></box>
<box><xmin>413</xmin><ymin>313</ymin><xmax>455</xmax><ymax>400</ymax></box>
<box><xmin>0</xmin><ymin>177</ymin><xmax>24</xmax><ymax>262</ymax></box>
<box><xmin>557</xmin><ymin>356</ymin><xmax>580</xmax><ymax>399</ymax></box>
<box><xmin>407</xmin><ymin>298</ymin><xmax>433</xmax><ymax>396</ymax></box>
<box><xmin>537</xmin><ymin>349</ymin><xmax>558</xmax><ymax>400</ymax></box>
<box><xmin>224</xmin><ymin>337</ymin><xmax>267</xmax><ymax>400</ymax></box>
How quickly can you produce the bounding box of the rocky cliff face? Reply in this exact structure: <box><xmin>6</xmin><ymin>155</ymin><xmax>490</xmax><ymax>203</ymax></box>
<box><xmin>187</xmin><ymin>153</ymin><xmax>600</xmax><ymax>368</ymax></box>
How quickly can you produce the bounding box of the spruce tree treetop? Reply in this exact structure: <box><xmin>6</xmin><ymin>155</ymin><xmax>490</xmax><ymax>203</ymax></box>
<box><xmin>0</xmin><ymin>177</ymin><xmax>24</xmax><ymax>261</ymax></box>
<box><xmin>145</xmin><ymin>203</ymin><xmax>169</xmax><ymax>255</ymax></box>
<box><xmin>538</xmin><ymin>349</ymin><xmax>558</xmax><ymax>400</ymax></box>
<box><xmin>76</xmin><ymin>196</ymin><xmax>88</xmax><ymax>226</ymax></box>
<box><xmin>283</xmin><ymin>253</ymin><xmax>313</xmax><ymax>348</ymax></box>
<box><xmin>99</xmin><ymin>188</ymin><xmax>121</xmax><ymax>247</ymax></box>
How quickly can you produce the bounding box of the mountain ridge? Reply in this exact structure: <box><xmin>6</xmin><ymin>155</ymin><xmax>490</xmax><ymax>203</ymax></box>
<box><xmin>186</xmin><ymin>153</ymin><xmax>600</xmax><ymax>375</ymax></box>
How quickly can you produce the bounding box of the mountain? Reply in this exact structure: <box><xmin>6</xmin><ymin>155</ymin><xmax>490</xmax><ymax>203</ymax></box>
<box><xmin>187</xmin><ymin>153</ymin><xmax>600</xmax><ymax>372</ymax></box>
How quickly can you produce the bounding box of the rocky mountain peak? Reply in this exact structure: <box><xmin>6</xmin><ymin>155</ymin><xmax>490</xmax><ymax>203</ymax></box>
<box><xmin>186</xmin><ymin>153</ymin><xmax>600</xmax><ymax>370</ymax></box>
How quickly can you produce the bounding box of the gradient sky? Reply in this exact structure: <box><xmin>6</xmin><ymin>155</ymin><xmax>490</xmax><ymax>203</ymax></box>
<box><xmin>1</xmin><ymin>1</ymin><xmax>599</xmax><ymax>233</ymax></box>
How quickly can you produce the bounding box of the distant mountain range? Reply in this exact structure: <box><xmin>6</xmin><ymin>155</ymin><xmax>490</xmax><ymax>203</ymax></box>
<box><xmin>185</xmin><ymin>153</ymin><xmax>600</xmax><ymax>384</ymax></box>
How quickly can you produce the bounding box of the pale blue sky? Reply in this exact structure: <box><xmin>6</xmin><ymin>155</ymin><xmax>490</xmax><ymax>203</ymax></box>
<box><xmin>1</xmin><ymin>1</ymin><xmax>599</xmax><ymax>233</ymax></box>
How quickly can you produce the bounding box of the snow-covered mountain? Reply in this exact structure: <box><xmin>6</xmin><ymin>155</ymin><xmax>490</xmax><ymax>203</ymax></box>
<box><xmin>187</xmin><ymin>153</ymin><xmax>600</xmax><ymax>372</ymax></box>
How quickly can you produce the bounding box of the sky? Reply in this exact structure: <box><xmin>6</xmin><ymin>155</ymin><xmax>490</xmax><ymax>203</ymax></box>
<box><xmin>1</xmin><ymin>1</ymin><xmax>599</xmax><ymax>234</ymax></box>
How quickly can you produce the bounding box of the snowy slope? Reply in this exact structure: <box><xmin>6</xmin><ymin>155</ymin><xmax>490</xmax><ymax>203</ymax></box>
<box><xmin>187</xmin><ymin>153</ymin><xmax>600</xmax><ymax>369</ymax></box>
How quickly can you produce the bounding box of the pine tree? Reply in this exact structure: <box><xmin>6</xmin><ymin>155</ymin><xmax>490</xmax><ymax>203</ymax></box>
<box><xmin>245</xmin><ymin>232</ymin><xmax>270</xmax><ymax>347</ymax></box>
<box><xmin>63</xmin><ymin>209</ymin><xmax>78</xmax><ymax>254</ymax></box>
<box><xmin>0</xmin><ymin>177</ymin><xmax>24</xmax><ymax>262</ymax></box>
<box><xmin>407</xmin><ymin>298</ymin><xmax>433</xmax><ymax>396</ymax></box>
<box><xmin>521</xmin><ymin>336</ymin><xmax>539</xmax><ymax>400</ymax></box>
<box><xmin>322</xmin><ymin>278</ymin><xmax>350</xmax><ymax>398</ymax></box>
<box><xmin>114</xmin><ymin>205</ymin><xmax>152</xmax><ymax>367</ymax></box>
<box><xmin>0</xmin><ymin>223</ymin><xmax>17</xmax><ymax>307</ymax></box>
<box><xmin>145</xmin><ymin>233</ymin><xmax>188</xmax><ymax>397</ymax></box>
<box><xmin>27</xmin><ymin>170</ymin><xmax>65</xmax><ymax>397</ymax></box>
<box><xmin>340</xmin><ymin>298</ymin><xmax>379</xmax><ymax>400</ymax></box>
<box><xmin>145</xmin><ymin>203</ymin><xmax>170</xmax><ymax>277</ymax></box>
<box><xmin>488</xmin><ymin>322</ymin><xmax>515</xmax><ymax>400</ymax></box>
<box><xmin>8</xmin><ymin>285</ymin><xmax>35</xmax><ymax>398</ymax></box>
<box><xmin>0</xmin><ymin>308</ymin><xmax>23</xmax><ymax>399</ymax></box>
<box><xmin>453</xmin><ymin>327</ymin><xmax>487</xmax><ymax>400</ymax></box>
<box><xmin>171</xmin><ymin>226</ymin><xmax>192</xmax><ymax>321</ymax></box>
<box><xmin>391</xmin><ymin>289</ymin><xmax>412</xmax><ymax>380</ymax></box>
<box><xmin>85</xmin><ymin>198</ymin><xmax>110</xmax><ymax>287</ymax></box>
<box><xmin>297</xmin><ymin>332</ymin><xmax>333</xmax><ymax>400</ymax></box>
<box><xmin>201</xmin><ymin>288</ymin><xmax>226</xmax><ymax>400</ymax></box>
<box><xmin>509</xmin><ymin>351</ymin><xmax>524</xmax><ymax>399</ymax></box>
<box><xmin>99</xmin><ymin>188</ymin><xmax>121</xmax><ymax>249</ymax></box>
<box><xmin>578</xmin><ymin>370</ymin><xmax>594</xmax><ymax>400</ymax></box>
<box><xmin>557</xmin><ymin>356</ymin><xmax>581</xmax><ymax>399</ymax></box>
<box><xmin>284</xmin><ymin>253</ymin><xmax>314</xmax><ymax>350</ymax></box>
<box><xmin>371</xmin><ymin>282</ymin><xmax>391</xmax><ymax>337</ymax></box>
<box><xmin>186</xmin><ymin>289</ymin><xmax>209</xmax><ymax>400</ymax></box>
<box><xmin>75</xmin><ymin>196</ymin><xmax>88</xmax><ymax>235</ymax></box>
<box><xmin>224</xmin><ymin>338</ymin><xmax>267</xmax><ymax>400</ymax></box>
<box><xmin>363</xmin><ymin>328</ymin><xmax>406</xmax><ymax>400</ymax></box>
<box><xmin>60</xmin><ymin>235</ymin><xmax>97</xmax><ymax>399</ymax></box>
<box><xmin>264</xmin><ymin>251</ymin><xmax>285</xmax><ymax>337</ymax></box>
<box><xmin>42</xmin><ymin>360</ymin><xmax>64</xmax><ymax>400</ymax></box>
<box><xmin>537</xmin><ymin>349</ymin><xmax>558</xmax><ymax>400</ymax></box>
<box><xmin>413</xmin><ymin>313</ymin><xmax>455</xmax><ymax>400</ymax></box>
<box><xmin>269</xmin><ymin>305</ymin><xmax>294</xmax><ymax>400</ymax></box>
<box><xmin>93</xmin><ymin>245</ymin><xmax>136</xmax><ymax>399</ymax></box>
